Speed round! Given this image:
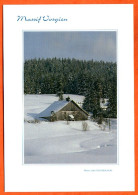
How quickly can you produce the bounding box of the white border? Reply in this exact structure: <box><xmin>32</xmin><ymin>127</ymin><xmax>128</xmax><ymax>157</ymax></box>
<box><xmin>4</xmin><ymin>4</ymin><xmax>134</xmax><ymax>192</ymax></box>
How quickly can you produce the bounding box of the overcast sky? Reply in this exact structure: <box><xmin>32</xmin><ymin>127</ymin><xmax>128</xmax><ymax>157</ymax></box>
<box><xmin>24</xmin><ymin>31</ymin><xmax>116</xmax><ymax>62</ymax></box>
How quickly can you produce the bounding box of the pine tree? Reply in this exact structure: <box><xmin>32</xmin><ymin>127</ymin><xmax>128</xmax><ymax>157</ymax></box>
<box><xmin>24</xmin><ymin>57</ymin><xmax>117</xmax><ymax>119</ymax></box>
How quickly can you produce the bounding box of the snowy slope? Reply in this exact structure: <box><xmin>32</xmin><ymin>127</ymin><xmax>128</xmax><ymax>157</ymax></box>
<box><xmin>24</xmin><ymin>94</ymin><xmax>117</xmax><ymax>164</ymax></box>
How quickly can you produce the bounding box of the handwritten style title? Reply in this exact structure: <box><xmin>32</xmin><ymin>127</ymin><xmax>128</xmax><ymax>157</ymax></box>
<box><xmin>17</xmin><ymin>16</ymin><xmax>68</xmax><ymax>23</ymax></box>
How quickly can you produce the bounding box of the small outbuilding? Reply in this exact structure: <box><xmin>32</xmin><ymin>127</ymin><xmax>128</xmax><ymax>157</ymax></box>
<box><xmin>100</xmin><ymin>98</ymin><xmax>109</xmax><ymax>110</ymax></box>
<box><xmin>38</xmin><ymin>100</ymin><xmax>89</xmax><ymax>121</ymax></box>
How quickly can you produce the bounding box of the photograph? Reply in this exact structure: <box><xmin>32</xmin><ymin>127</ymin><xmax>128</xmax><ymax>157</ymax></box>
<box><xmin>24</xmin><ymin>31</ymin><xmax>117</xmax><ymax>164</ymax></box>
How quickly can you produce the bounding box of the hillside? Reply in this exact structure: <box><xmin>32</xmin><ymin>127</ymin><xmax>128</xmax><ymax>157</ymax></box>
<box><xmin>24</xmin><ymin>94</ymin><xmax>117</xmax><ymax>164</ymax></box>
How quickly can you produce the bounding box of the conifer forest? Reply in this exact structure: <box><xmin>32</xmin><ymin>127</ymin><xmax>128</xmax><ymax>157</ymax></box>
<box><xmin>24</xmin><ymin>58</ymin><xmax>117</xmax><ymax>118</ymax></box>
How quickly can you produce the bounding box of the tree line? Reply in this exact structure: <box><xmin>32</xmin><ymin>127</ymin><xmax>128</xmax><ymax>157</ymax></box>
<box><xmin>24</xmin><ymin>58</ymin><xmax>117</xmax><ymax>118</ymax></box>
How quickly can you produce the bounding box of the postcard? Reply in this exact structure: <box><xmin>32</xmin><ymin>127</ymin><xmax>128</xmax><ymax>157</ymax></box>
<box><xmin>3</xmin><ymin>4</ymin><xmax>134</xmax><ymax>192</ymax></box>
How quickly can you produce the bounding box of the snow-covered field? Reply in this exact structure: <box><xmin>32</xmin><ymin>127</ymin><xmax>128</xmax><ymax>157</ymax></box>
<box><xmin>24</xmin><ymin>94</ymin><xmax>117</xmax><ymax>164</ymax></box>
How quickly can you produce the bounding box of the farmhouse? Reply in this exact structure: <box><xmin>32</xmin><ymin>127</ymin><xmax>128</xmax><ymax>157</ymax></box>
<box><xmin>38</xmin><ymin>100</ymin><xmax>89</xmax><ymax>121</ymax></box>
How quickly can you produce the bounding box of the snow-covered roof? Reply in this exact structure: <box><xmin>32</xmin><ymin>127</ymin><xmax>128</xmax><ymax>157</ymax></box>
<box><xmin>38</xmin><ymin>100</ymin><xmax>69</xmax><ymax>118</ymax></box>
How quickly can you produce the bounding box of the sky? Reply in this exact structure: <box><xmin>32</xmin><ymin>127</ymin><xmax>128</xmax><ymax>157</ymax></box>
<box><xmin>24</xmin><ymin>31</ymin><xmax>116</xmax><ymax>62</ymax></box>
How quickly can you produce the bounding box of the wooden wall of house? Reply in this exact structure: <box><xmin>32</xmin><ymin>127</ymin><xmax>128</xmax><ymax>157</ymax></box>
<box><xmin>55</xmin><ymin>101</ymin><xmax>88</xmax><ymax>121</ymax></box>
<box><xmin>43</xmin><ymin>112</ymin><xmax>87</xmax><ymax>121</ymax></box>
<box><xmin>56</xmin><ymin>111</ymin><xmax>88</xmax><ymax>121</ymax></box>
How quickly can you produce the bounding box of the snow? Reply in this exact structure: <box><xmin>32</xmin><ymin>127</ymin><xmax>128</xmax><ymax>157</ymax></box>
<box><xmin>24</xmin><ymin>94</ymin><xmax>85</xmax><ymax>121</ymax></box>
<box><xmin>69</xmin><ymin>114</ymin><xmax>74</xmax><ymax>119</ymax></box>
<box><xmin>38</xmin><ymin>100</ymin><xmax>68</xmax><ymax>118</ymax></box>
<box><xmin>24</xmin><ymin>94</ymin><xmax>117</xmax><ymax>164</ymax></box>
